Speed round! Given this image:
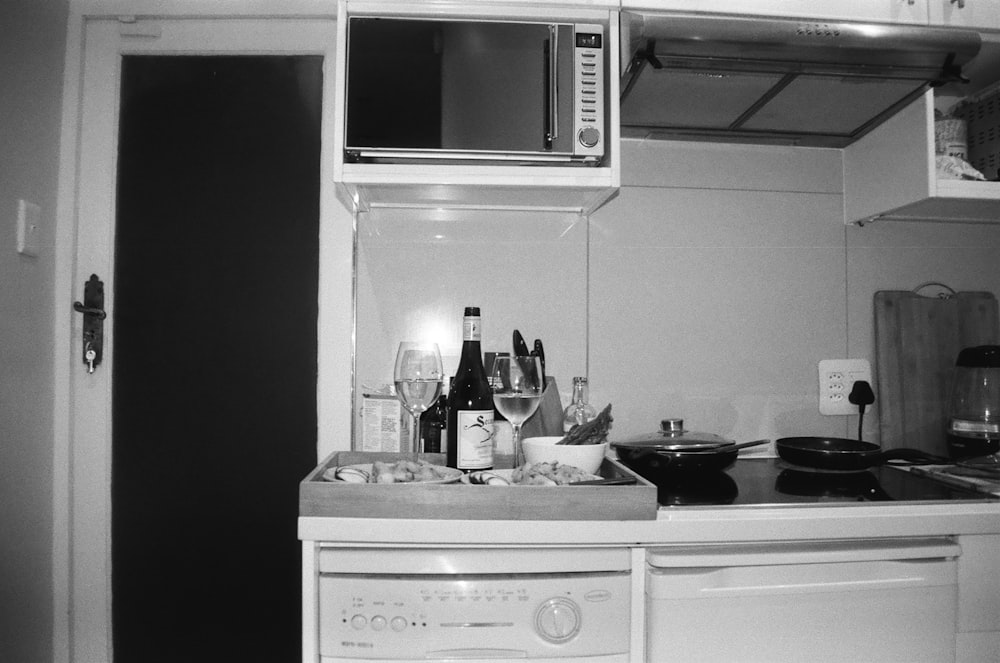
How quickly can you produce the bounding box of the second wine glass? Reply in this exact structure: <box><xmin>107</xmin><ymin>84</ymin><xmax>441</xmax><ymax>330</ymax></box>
<box><xmin>491</xmin><ymin>355</ymin><xmax>544</xmax><ymax>467</ymax></box>
<box><xmin>394</xmin><ymin>342</ymin><xmax>444</xmax><ymax>459</ymax></box>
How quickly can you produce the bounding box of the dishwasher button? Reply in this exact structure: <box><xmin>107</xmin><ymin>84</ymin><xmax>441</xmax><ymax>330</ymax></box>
<box><xmin>535</xmin><ymin>597</ymin><xmax>581</xmax><ymax>643</ymax></box>
<box><xmin>350</xmin><ymin>615</ymin><xmax>367</xmax><ymax>630</ymax></box>
<box><xmin>370</xmin><ymin>615</ymin><xmax>387</xmax><ymax>631</ymax></box>
<box><xmin>390</xmin><ymin>616</ymin><xmax>407</xmax><ymax>632</ymax></box>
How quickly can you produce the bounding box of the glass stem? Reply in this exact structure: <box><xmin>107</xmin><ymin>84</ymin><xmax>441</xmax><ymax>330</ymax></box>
<box><xmin>512</xmin><ymin>423</ymin><xmax>523</xmax><ymax>467</ymax></box>
<box><xmin>412</xmin><ymin>412</ymin><xmax>422</xmax><ymax>461</ymax></box>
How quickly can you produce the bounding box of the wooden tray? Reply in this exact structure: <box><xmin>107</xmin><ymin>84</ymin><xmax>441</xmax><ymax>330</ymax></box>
<box><xmin>300</xmin><ymin>451</ymin><xmax>658</xmax><ymax>520</ymax></box>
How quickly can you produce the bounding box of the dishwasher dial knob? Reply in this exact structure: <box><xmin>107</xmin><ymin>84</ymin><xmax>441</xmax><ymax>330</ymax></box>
<box><xmin>370</xmin><ymin>615</ymin><xmax>387</xmax><ymax>631</ymax></box>
<box><xmin>578</xmin><ymin>126</ymin><xmax>601</xmax><ymax>149</ymax></box>
<box><xmin>535</xmin><ymin>597</ymin><xmax>581</xmax><ymax>643</ymax></box>
<box><xmin>390</xmin><ymin>616</ymin><xmax>407</xmax><ymax>632</ymax></box>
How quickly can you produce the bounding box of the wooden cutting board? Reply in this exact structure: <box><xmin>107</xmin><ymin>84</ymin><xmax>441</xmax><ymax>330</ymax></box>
<box><xmin>874</xmin><ymin>289</ymin><xmax>999</xmax><ymax>456</ymax></box>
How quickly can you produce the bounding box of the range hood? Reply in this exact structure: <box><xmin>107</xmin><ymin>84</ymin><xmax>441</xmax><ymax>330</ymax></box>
<box><xmin>620</xmin><ymin>13</ymin><xmax>982</xmax><ymax>148</ymax></box>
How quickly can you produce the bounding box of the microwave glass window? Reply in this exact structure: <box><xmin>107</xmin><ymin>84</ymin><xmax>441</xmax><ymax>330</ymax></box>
<box><xmin>346</xmin><ymin>18</ymin><xmax>577</xmax><ymax>156</ymax></box>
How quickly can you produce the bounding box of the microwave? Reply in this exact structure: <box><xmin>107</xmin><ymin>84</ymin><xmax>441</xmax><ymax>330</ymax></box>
<box><xmin>344</xmin><ymin>16</ymin><xmax>606</xmax><ymax>165</ymax></box>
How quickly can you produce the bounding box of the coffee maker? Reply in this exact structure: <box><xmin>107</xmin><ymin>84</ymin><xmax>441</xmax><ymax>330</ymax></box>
<box><xmin>946</xmin><ymin>345</ymin><xmax>1000</xmax><ymax>459</ymax></box>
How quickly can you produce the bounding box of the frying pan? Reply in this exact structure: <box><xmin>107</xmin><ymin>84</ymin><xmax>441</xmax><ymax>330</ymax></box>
<box><xmin>613</xmin><ymin>439</ymin><xmax>769</xmax><ymax>474</ymax></box>
<box><xmin>775</xmin><ymin>437</ymin><xmax>948</xmax><ymax>472</ymax></box>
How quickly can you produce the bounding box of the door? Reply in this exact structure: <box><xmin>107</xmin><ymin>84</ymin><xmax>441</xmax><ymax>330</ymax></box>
<box><xmin>61</xmin><ymin>16</ymin><xmax>342</xmax><ymax>662</ymax></box>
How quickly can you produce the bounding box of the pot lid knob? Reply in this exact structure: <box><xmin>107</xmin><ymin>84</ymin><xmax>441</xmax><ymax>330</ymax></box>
<box><xmin>660</xmin><ymin>418</ymin><xmax>685</xmax><ymax>435</ymax></box>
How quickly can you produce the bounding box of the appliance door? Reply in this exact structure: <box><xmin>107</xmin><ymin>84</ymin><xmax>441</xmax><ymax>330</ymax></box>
<box><xmin>345</xmin><ymin>18</ymin><xmax>577</xmax><ymax>161</ymax></box>
<box><xmin>318</xmin><ymin>547</ymin><xmax>631</xmax><ymax>662</ymax></box>
<box><xmin>645</xmin><ymin>538</ymin><xmax>960</xmax><ymax>663</ymax></box>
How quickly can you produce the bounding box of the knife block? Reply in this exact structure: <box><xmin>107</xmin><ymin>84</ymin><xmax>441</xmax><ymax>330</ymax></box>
<box><xmin>520</xmin><ymin>376</ymin><xmax>564</xmax><ymax>439</ymax></box>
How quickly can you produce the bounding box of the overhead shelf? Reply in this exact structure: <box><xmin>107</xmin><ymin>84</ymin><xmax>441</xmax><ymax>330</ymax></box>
<box><xmin>336</xmin><ymin>163</ymin><xmax>619</xmax><ymax>214</ymax></box>
<box><xmin>844</xmin><ymin>36</ymin><xmax>1000</xmax><ymax>225</ymax></box>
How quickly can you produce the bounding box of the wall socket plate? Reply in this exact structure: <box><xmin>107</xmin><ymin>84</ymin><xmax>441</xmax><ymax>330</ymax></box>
<box><xmin>818</xmin><ymin>359</ymin><xmax>872</xmax><ymax>415</ymax></box>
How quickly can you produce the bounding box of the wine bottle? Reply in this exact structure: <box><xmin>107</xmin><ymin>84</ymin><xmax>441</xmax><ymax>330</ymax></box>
<box><xmin>420</xmin><ymin>378</ymin><xmax>449</xmax><ymax>454</ymax></box>
<box><xmin>447</xmin><ymin>307</ymin><xmax>494</xmax><ymax>470</ymax></box>
<box><xmin>562</xmin><ymin>376</ymin><xmax>598</xmax><ymax>433</ymax></box>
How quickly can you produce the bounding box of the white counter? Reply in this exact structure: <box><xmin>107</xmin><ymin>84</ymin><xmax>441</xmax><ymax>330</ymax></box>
<box><xmin>300</xmin><ymin>499</ymin><xmax>1000</xmax><ymax>546</ymax></box>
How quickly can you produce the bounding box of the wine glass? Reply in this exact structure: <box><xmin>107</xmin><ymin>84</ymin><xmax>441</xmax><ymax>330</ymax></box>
<box><xmin>394</xmin><ymin>342</ymin><xmax>444</xmax><ymax>459</ymax></box>
<box><xmin>491</xmin><ymin>355</ymin><xmax>544</xmax><ymax>467</ymax></box>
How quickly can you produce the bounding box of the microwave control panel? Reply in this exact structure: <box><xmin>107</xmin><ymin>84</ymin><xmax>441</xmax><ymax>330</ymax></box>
<box><xmin>574</xmin><ymin>24</ymin><xmax>605</xmax><ymax>158</ymax></box>
<box><xmin>318</xmin><ymin>570</ymin><xmax>630</xmax><ymax>660</ymax></box>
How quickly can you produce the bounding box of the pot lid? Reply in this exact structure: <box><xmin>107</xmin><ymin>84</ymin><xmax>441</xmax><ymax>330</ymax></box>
<box><xmin>612</xmin><ymin>418</ymin><xmax>734</xmax><ymax>450</ymax></box>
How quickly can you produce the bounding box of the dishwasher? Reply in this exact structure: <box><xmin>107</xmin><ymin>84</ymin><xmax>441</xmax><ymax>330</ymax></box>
<box><xmin>644</xmin><ymin>537</ymin><xmax>960</xmax><ymax>663</ymax></box>
<box><xmin>316</xmin><ymin>546</ymin><xmax>633</xmax><ymax>662</ymax></box>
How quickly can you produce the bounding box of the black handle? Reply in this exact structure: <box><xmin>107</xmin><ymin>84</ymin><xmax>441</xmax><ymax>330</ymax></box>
<box><xmin>513</xmin><ymin>330</ymin><xmax>531</xmax><ymax>357</ymax></box>
<box><xmin>73</xmin><ymin>274</ymin><xmax>106</xmax><ymax>373</ymax></box>
<box><xmin>879</xmin><ymin>448</ymin><xmax>950</xmax><ymax>465</ymax></box>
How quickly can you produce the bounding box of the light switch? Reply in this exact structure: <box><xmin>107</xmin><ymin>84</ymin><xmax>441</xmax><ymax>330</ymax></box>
<box><xmin>17</xmin><ymin>199</ymin><xmax>41</xmax><ymax>257</ymax></box>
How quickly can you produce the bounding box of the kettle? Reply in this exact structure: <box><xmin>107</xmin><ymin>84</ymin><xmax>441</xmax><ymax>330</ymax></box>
<box><xmin>946</xmin><ymin>345</ymin><xmax>1000</xmax><ymax>459</ymax></box>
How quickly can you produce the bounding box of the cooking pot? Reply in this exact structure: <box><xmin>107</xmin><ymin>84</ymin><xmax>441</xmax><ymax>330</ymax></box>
<box><xmin>613</xmin><ymin>433</ymin><xmax>769</xmax><ymax>474</ymax></box>
<box><xmin>775</xmin><ymin>437</ymin><xmax>948</xmax><ymax>472</ymax></box>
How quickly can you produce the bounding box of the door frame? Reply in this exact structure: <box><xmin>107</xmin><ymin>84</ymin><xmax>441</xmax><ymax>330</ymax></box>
<box><xmin>52</xmin><ymin>4</ymin><xmax>352</xmax><ymax>661</ymax></box>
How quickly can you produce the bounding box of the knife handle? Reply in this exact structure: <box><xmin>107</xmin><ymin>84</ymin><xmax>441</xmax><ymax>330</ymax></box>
<box><xmin>513</xmin><ymin>330</ymin><xmax>531</xmax><ymax>357</ymax></box>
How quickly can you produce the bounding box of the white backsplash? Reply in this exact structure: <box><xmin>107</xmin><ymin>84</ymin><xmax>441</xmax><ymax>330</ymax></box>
<box><xmin>352</xmin><ymin>139</ymin><xmax>1000</xmax><ymax>452</ymax></box>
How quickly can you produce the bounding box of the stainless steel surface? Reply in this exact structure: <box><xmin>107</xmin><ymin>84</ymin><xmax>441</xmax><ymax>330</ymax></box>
<box><xmin>620</xmin><ymin>13</ymin><xmax>982</xmax><ymax>147</ymax></box>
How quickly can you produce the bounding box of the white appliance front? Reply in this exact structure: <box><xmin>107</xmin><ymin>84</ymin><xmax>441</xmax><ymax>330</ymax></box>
<box><xmin>644</xmin><ymin>538</ymin><xmax>961</xmax><ymax>662</ymax></box>
<box><xmin>317</xmin><ymin>547</ymin><xmax>631</xmax><ymax>662</ymax></box>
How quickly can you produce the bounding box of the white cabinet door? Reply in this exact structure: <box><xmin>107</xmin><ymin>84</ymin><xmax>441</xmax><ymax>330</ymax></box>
<box><xmin>956</xmin><ymin>534</ymin><xmax>1000</xmax><ymax>663</ymax></box>
<box><xmin>621</xmin><ymin>0</ymin><xmax>928</xmax><ymax>25</ymax></box>
<box><xmin>930</xmin><ymin>0</ymin><xmax>1000</xmax><ymax>29</ymax></box>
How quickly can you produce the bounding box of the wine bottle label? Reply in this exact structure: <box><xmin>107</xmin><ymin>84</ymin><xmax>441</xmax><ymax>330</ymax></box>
<box><xmin>456</xmin><ymin>409</ymin><xmax>494</xmax><ymax>469</ymax></box>
<box><xmin>462</xmin><ymin>316</ymin><xmax>482</xmax><ymax>342</ymax></box>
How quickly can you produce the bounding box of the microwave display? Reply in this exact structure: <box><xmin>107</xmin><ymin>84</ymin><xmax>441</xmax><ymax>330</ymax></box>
<box><xmin>344</xmin><ymin>17</ymin><xmax>605</xmax><ymax>164</ymax></box>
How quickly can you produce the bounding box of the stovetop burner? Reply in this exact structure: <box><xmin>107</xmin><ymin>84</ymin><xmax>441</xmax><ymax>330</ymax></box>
<box><xmin>630</xmin><ymin>457</ymin><xmax>999</xmax><ymax>507</ymax></box>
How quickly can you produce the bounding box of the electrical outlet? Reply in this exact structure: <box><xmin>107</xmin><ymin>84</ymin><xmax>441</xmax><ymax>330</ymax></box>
<box><xmin>818</xmin><ymin>359</ymin><xmax>872</xmax><ymax>415</ymax></box>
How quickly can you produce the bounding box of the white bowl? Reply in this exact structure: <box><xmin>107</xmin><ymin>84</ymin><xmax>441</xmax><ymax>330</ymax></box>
<box><xmin>521</xmin><ymin>436</ymin><xmax>608</xmax><ymax>475</ymax></box>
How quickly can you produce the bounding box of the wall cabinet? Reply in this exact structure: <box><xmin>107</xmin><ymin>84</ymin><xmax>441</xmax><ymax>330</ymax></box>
<box><xmin>844</xmin><ymin>30</ymin><xmax>1000</xmax><ymax>225</ymax></box>
<box><xmin>929</xmin><ymin>0</ymin><xmax>1000</xmax><ymax>29</ymax></box>
<box><xmin>844</xmin><ymin>90</ymin><xmax>1000</xmax><ymax>224</ymax></box>
<box><xmin>620</xmin><ymin>0</ymin><xmax>929</xmax><ymax>25</ymax></box>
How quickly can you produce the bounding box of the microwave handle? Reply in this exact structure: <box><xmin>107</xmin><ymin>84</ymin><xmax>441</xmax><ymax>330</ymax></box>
<box><xmin>545</xmin><ymin>24</ymin><xmax>558</xmax><ymax>149</ymax></box>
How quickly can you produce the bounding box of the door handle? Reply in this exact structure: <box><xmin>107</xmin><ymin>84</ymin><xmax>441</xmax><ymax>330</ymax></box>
<box><xmin>73</xmin><ymin>274</ymin><xmax>106</xmax><ymax>373</ymax></box>
<box><xmin>548</xmin><ymin>24</ymin><xmax>559</xmax><ymax>145</ymax></box>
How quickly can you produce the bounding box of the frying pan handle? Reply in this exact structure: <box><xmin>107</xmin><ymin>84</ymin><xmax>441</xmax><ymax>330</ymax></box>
<box><xmin>880</xmin><ymin>448</ymin><xmax>949</xmax><ymax>465</ymax></box>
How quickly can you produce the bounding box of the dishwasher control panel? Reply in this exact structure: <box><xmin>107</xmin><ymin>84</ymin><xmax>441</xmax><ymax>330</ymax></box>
<box><xmin>318</xmin><ymin>571</ymin><xmax>630</xmax><ymax>660</ymax></box>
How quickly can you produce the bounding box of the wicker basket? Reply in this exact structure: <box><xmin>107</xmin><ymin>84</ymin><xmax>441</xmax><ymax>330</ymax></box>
<box><xmin>953</xmin><ymin>85</ymin><xmax>1000</xmax><ymax>180</ymax></box>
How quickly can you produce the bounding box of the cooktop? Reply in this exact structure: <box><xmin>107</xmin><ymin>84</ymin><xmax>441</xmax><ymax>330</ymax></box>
<box><xmin>633</xmin><ymin>457</ymin><xmax>1000</xmax><ymax>507</ymax></box>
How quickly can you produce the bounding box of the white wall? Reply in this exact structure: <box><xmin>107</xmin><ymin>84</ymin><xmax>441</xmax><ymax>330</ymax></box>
<box><xmin>355</xmin><ymin>138</ymin><xmax>1000</xmax><ymax>451</ymax></box>
<box><xmin>0</xmin><ymin>0</ymin><xmax>68</xmax><ymax>660</ymax></box>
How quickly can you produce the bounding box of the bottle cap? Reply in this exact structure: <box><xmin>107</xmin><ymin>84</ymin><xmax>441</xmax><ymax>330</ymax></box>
<box><xmin>464</xmin><ymin>306</ymin><xmax>480</xmax><ymax>316</ymax></box>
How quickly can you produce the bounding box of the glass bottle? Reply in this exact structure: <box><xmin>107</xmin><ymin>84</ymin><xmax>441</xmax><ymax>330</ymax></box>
<box><xmin>563</xmin><ymin>377</ymin><xmax>598</xmax><ymax>433</ymax></box>
<box><xmin>420</xmin><ymin>378</ymin><xmax>449</xmax><ymax>454</ymax></box>
<box><xmin>446</xmin><ymin>307</ymin><xmax>494</xmax><ymax>470</ymax></box>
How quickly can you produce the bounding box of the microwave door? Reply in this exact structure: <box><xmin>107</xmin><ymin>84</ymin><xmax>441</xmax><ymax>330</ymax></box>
<box><xmin>438</xmin><ymin>22</ymin><xmax>575</xmax><ymax>156</ymax></box>
<box><xmin>345</xmin><ymin>19</ymin><xmax>578</xmax><ymax>161</ymax></box>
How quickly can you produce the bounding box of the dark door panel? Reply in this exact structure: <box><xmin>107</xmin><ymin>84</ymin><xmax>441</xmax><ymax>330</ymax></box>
<box><xmin>112</xmin><ymin>56</ymin><xmax>321</xmax><ymax>662</ymax></box>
